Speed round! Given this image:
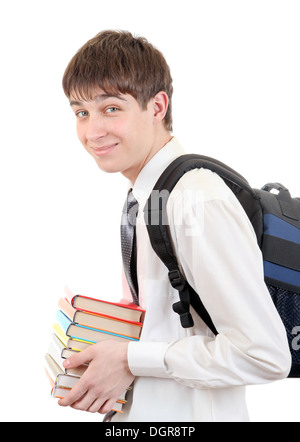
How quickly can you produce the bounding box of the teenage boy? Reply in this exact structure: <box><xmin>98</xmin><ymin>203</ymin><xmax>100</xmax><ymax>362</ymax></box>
<box><xmin>58</xmin><ymin>30</ymin><xmax>291</xmax><ymax>422</ymax></box>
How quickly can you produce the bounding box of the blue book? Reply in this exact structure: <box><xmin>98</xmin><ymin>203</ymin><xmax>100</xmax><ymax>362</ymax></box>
<box><xmin>55</xmin><ymin>310</ymin><xmax>72</xmax><ymax>335</ymax></box>
<box><xmin>66</xmin><ymin>322</ymin><xmax>139</xmax><ymax>344</ymax></box>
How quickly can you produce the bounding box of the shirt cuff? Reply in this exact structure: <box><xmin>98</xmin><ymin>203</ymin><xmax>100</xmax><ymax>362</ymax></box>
<box><xmin>128</xmin><ymin>341</ymin><xmax>170</xmax><ymax>378</ymax></box>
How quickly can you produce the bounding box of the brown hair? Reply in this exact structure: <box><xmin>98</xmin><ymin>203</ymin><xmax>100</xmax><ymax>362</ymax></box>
<box><xmin>62</xmin><ymin>30</ymin><xmax>173</xmax><ymax>131</ymax></box>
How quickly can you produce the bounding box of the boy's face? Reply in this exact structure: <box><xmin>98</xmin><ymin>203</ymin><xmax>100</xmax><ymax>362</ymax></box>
<box><xmin>70</xmin><ymin>88</ymin><xmax>168</xmax><ymax>183</ymax></box>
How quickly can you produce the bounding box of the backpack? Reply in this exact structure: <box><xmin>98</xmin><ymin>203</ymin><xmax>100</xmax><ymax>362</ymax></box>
<box><xmin>143</xmin><ymin>154</ymin><xmax>300</xmax><ymax>378</ymax></box>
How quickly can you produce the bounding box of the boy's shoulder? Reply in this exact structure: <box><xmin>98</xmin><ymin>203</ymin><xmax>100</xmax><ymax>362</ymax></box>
<box><xmin>170</xmin><ymin>166</ymin><xmax>233</xmax><ymax>204</ymax></box>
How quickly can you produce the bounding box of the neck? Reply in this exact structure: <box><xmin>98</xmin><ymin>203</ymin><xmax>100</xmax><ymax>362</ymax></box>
<box><xmin>124</xmin><ymin>129</ymin><xmax>172</xmax><ymax>185</ymax></box>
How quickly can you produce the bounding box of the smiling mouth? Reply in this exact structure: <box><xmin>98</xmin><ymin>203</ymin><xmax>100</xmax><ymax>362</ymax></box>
<box><xmin>92</xmin><ymin>143</ymin><xmax>118</xmax><ymax>156</ymax></box>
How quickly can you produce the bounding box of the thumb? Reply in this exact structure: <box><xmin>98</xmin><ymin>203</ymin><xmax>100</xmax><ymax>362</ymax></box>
<box><xmin>63</xmin><ymin>346</ymin><xmax>94</xmax><ymax>369</ymax></box>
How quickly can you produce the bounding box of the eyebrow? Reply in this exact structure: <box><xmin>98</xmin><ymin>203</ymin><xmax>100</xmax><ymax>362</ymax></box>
<box><xmin>70</xmin><ymin>93</ymin><xmax>127</xmax><ymax>107</ymax></box>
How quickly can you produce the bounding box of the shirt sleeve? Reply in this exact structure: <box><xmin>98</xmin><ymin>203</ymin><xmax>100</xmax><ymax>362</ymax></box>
<box><xmin>128</xmin><ymin>170</ymin><xmax>291</xmax><ymax>388</ymax></box>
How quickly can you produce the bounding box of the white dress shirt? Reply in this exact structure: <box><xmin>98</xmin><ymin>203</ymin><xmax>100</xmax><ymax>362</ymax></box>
<box><xmin>113</xmin><ymin>137</ymin><xmax>291</xmax><ymax>422</ymax></box>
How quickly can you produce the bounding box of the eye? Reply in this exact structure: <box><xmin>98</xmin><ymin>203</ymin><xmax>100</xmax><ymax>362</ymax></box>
<box><xmin>105</xmin><ymin>107</ymin><xmax>119</xmax><ymax>114</ymax></box>
<box><xmin>76</xmin><ymin>110</ymin><xmax>89</xmax><ymax>118</ymax></box>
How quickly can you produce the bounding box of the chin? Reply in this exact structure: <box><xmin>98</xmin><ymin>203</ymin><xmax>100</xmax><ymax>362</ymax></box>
<box><xmin>94</xmin><ymin>158</ymin><xmax>122</xmax><ymax>175</ymax></box>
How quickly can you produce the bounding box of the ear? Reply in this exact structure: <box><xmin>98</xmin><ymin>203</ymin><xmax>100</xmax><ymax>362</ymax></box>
<box><xmin>152</xmin><ymin>91</ymin><xmax>169</xmax><ymax>124</ymax></box>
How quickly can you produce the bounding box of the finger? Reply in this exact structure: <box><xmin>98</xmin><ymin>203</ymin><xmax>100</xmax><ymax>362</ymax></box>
<box><xmin>63</xmin><ymin>346</ymin><xmax>94</xmax><ymax>369</ymax></box>
<box><xmin>98</xmin><ymin>398</ymin><xmax>118</xmax><ymax>415</ymax></box>
<box><xmin>70</xmin><ymin>391</ymin><xmax>99</xmax><ymax>412</ymax></box>
<box><xmin>58</xmin><ymin>378</ymin><xmax>88</xmax><ymax>407</ymax></box>
<box><xmin>87</xmin><ymin>397</ymin><xmax>106</xmax><ymax>414</ymax></box>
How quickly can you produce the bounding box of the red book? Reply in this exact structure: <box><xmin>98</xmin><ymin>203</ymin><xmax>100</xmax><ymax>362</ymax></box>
<box><xmin>72</xmin><ymin>295</ymin><xmax>145</xmax><ymax>325</ymax></box>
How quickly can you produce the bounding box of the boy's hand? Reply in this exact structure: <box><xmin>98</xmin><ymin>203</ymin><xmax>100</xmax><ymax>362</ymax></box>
<box><xmin>58</xmin><ymin>340</ymin><xmax>135</xmax><ymax>414</ymax></box>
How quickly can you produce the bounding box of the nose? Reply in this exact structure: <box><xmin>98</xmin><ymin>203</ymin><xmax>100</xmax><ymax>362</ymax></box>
<box><xmin>85</xmin><ymin>115</ymin><xmax>108</xmax><ymax>143</ymax></box>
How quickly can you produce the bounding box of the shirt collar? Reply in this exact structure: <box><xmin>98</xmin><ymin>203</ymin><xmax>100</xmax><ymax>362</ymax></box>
<box><xmin>131</xmin><ymin>137</ymin><xmax>186</xmax><ymax>207</ymax></box>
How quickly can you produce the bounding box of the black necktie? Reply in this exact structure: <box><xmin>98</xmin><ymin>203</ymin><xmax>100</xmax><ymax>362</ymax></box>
<box><xmin>121</xmin><ymin>189</ymin><xmax>139</xmax><ymax>304</ymax></box>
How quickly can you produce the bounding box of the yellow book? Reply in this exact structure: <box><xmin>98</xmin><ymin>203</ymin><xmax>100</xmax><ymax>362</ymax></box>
<box><xmin>53</xmin><ymin>322</ymin><xmax>69</xmax><ymax>347</ymax></box>
<box><xmin>53</xmin><ymin>320</ymin><xmax>94</xmax><ymax>349</ymax></box>
<box><xmin>67</xmin><ymin>337</ymin><xmax>93</xmax><ymax>351</ymax></box>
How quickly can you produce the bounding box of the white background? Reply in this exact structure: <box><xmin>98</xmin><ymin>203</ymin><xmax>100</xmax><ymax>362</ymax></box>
<box><xmin>0</xmin><ymin>0</ymin><xmax>299</xmax><ymax>422</ymax></box>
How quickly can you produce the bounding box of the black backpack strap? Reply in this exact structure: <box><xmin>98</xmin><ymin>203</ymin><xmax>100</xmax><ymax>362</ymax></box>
<box><xmin>144</xmin><ymin>154</ymin><xmax>255</xmax><ymax>334</ymax></box>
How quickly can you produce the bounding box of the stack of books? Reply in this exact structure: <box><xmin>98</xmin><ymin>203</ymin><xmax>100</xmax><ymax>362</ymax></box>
<box><xmin>45</xmin><ymin>289</ymin><xmax>145</xmax><ymax>414</ymax></box>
